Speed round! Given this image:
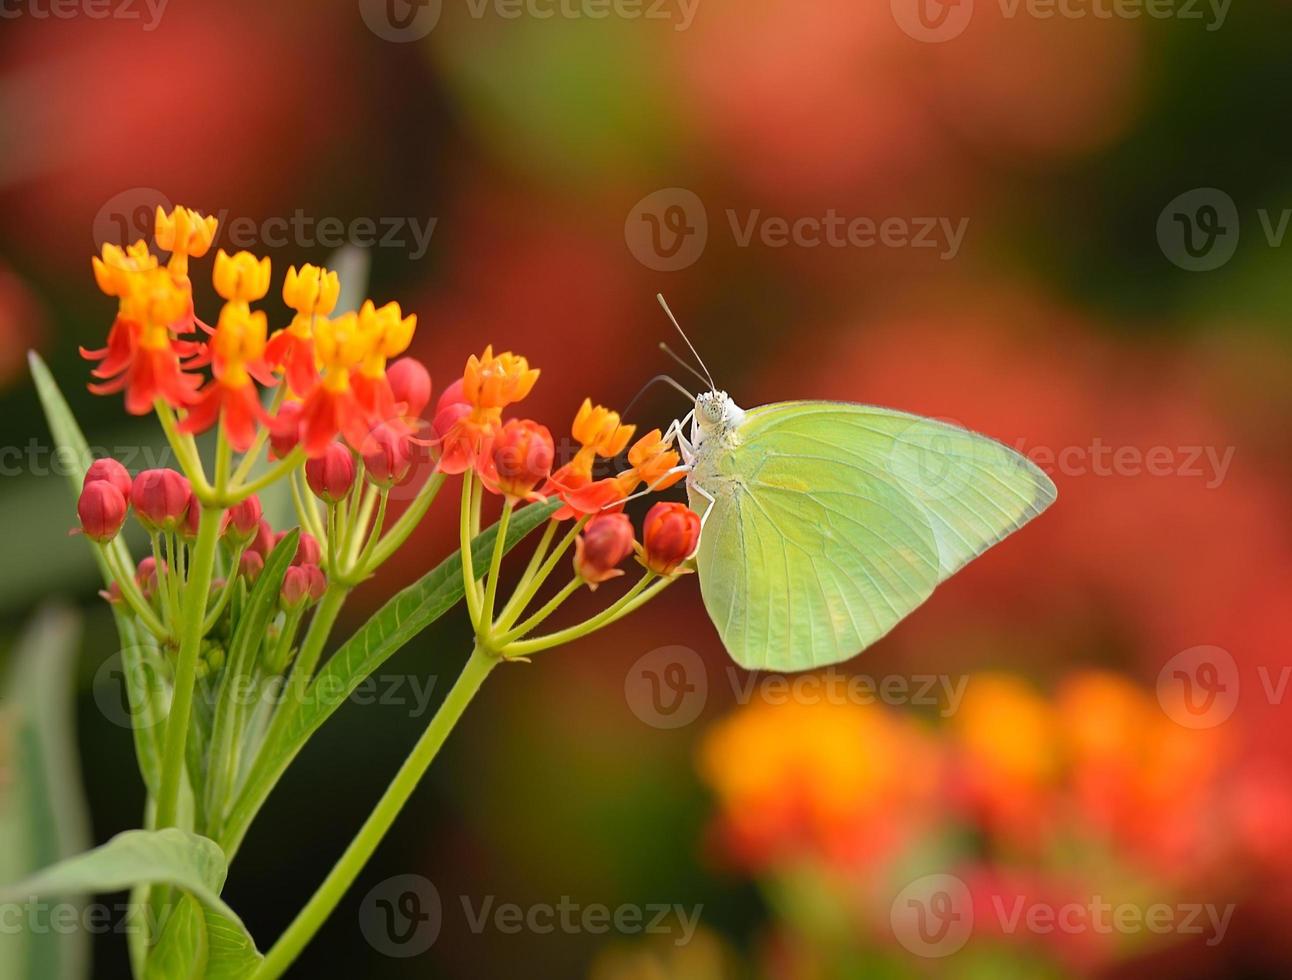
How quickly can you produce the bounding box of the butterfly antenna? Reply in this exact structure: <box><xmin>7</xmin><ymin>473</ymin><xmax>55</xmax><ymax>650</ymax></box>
<box><xmin>619</xmin><ymin>373</ymin><xmax>695</xmax><ymax>424</ymax></box>
<box><xmin>656</xmin><ymin>294</ymin><xmax>715</xmax><ymax>392</ymax></box>
<box><xmin>658</xmin><ymin>342</ymin><xmax>711</xmax><ymax>390</ymax></box>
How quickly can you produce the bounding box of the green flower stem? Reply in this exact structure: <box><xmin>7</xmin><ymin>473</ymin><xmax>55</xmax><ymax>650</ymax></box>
<box><xmin>349</xmin><ymin>490</ymin><xmax>389</xmax><ymax>578</ymax></box>
<box><xmin>290</xmin><ymin>467</ymin><xmax>328</xmax><ymax>545</ymax></box>
<box><xmin>99</xmin><ymin>544</ymin><xmax>169</xmax><ymax>640</ymax></box>
<box><xmin>479</xmin><ymin>500</ymin><xmax>513</xmax><ymax>634</ymax></box>
<box><xmin>470</xmin><ymin>477</ymin><xmax>483</xmax><ymax>538</ymax></box>
<box><xmin>230</xmin><ymin>385</ymin><xmax>287</xmax><ymax>487</ymax></box>
<box><xmin>252</xmin><ymin>646</ymin><xmax>497</xmax><ymax>980</ymax></box>
<box><xmin>151</xmin><ymin>535</ymin><xmax>178</xmax><ymax>628</ymax></box>
<box><xmin>504</xmin><ymin>573</ymin><xmax>671</xmax><ymax>658</ymax></box>
<box><xmin>460</xmin><ymin>473</ymin><xmax>483</xmax><ymax>627</ymax></box>
<box><xmin>155</xmin><ymin>401</ymin><xmax>210</xmax><ymax>497</ymax></box>
<box><xmin>201</xmin><ymin>543</ymin><xmax>245</xmax><ymax>633</ymax></box>
<box><xmin>214</xmin><ymin>424</ymin><xmax>232</xmax><ymax>494</ymax></box>
<box><xmin>494</xmin><ymin>518</ymin><xmax>557</xmax><ymax>627</ymax></box>
<box><xmin>366</xmin><ymin>472</ymin><xmax>446</xmax><ymax>569</ymax></box>
<box><xmin>154</xmin><ymin>503</ymin><xmax>223</xmax><ymax>829</ymax></box>
<box><xmin>343</xmin><ymin>484</ymin><xmax>379</xmax><ymax>566</ymax></box>
<box><xmin>326</xmin><ymin>501</ymin><xmax>339</xmax><ymax>573</ymax></box>
<box><xmin>495</xmin><ymin>516</ymin><xmax>587</xmax><ymax>632</ymax></box>
<box><xmin>230</xmin><ymin>446</ymin><xmax>306</xmax><ymax>502</ymax></box>
<box><xmin>496</xmin><ymin>576</ymin><xmax>582</xmax><ymax>646</ymax></box>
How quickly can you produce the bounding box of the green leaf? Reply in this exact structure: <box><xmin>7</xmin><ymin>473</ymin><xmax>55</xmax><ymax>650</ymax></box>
<box><xmin>145</xmin><ymin>893</ymin><xmax>208</xmax><ymax>980</ymax></box>
<box><xmin>220</xmin><ymin>499</ymin><xmax>559</xmax><ymax>855</ymax></box>
<box><xmin>28</xmin><ymin>351</ymin><xmax>164</xmax><ymax>793</ymax></box>
<box><xmin>203</xmin><ymin>530</ymin><xmax>300</xmax><ymax>839</ymax></box>
<box><xmin>0</xmin><ymin>829</ymin><xmax>262</xmax><ymax>978</ymax></box>
<box><xmin>0</xmin><ymin>606</ymin><xmax>93</xmax><ymax>980</ymax></box>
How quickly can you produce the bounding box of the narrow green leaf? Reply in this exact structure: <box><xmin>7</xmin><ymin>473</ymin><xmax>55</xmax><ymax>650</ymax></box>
<box><xmin>220</xmin><ymin>499</ymin><xmax>559</xmax><ymax>855</ymax></box>
<box><xmin>0</xmin><ymin>829</ymin><xmax>262</xmax><ymax>978</ymax></box>
<box><xmin>203</xmin><ymin>530</ymin><xmax>299</xmax><ymax>838</ymax></box>
<box><xmin>145</xmin><ymin>893</ymin><xmax>208</xmax><ymax>980</ymax></box>
<box><xmin>0</xmin><ymin>607</ymin><xmax>92</xmax><ymax>980</ymax></box>
<box><xmin>28</xmin><ymin>351</ymin><xmax>164</xmax><ymax>795</ymax></box>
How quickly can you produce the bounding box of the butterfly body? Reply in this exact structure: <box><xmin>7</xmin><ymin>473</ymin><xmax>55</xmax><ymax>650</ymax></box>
<box><xmin>674</xmin><ymin>392</ymin><xmax>1056</xmax><ymax>672</ymax></box>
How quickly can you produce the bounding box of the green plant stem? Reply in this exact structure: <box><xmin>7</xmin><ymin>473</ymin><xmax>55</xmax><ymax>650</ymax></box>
<box><xmin>505</xmin><ymin>573</ymin><xmax>670</xmax><ymax>658</ymax></box>
<box><xmin>366</xmin><ymin>472</ymin><xmax>446</xmax><ymax>569</ymax></box>
<box><xmin>154</xmin><ymin>504</ymin><xmax>222</xmax><ymax>829</ymax></box>
<box><xmin>290</xmin><ymin>467</ymin><xmax>328</xmax><ymax>545</ymax></box>
<box><xmin>201</xmin><ymin>544</ymin><xmax>245</xmax><ymax>633</ymax></box>
<box><xmin>460</xmin><ymin>473</ymin><xmax>483</xmax><ymax>626</ymax></box>
<box><xmin>496</xmin><ymin>517</ymin><xmax>587</xmax><ymax>632</ymax></box>
<box><xmin>230</xmin><ymin>447</ymin><xmax>305</xmax><ymax>502</ymax></box>
<box><xmin>252</xmin><ymin>646</ymin><xmax>497</xmax><ymax>980</ymax></box>
<box><xmin>479</xmin><ymin>501</ymin><xmax>513</xmax><ymax>633</ymax></box>
<box><xmin>495</xmin><ymin>518</ymin><xmax>556</xmax><ymax>626</ymax></box>
<box><xmin>99</xmin><ymin>544</ymin><xmax>169</xmax><ymax>639</ymax></box>
<box><xmin>496</xmin><ymin>577</ymin><xmax>582</xmax><ymax>645</ymax></box>
<box><xmin>155</xmin><ymin>401</ymin><xmax>210</xmax><ymax>496</ymax></box>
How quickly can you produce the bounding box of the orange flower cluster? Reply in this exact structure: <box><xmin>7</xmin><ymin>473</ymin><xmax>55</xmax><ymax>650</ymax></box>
<box><xmin>83</xmin><ymin>206</ymin><xmax>421</xmax><ymax>456</ymax></box>
<box><xmin>432</xmin><ymin>349</ymin><xmax>685</xmax><ymax>517</ymax></box>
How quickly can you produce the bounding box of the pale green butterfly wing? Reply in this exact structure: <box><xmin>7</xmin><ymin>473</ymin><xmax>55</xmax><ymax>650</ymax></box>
<box><xmin>689</xmin><ymin>401</ymin><xmax>1056</xmax><ymax>671</ymax></box>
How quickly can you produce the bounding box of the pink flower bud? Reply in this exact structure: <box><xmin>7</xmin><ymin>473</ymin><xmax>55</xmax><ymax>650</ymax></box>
<box><xmin>574</xmin><ymin>513</ymin><xmax>635</xmax><ymax>587</ymax></box>
<box><xmin>305</xmin><ymin>443</ymin><xmax>356</xmax><ymax>503</ymax></box>
<box><xmin>239</xmin><ymin>550</ymin><xmax>264</xmax><ymax>584</ymax></box>
<box><xmin>490</xmin><ymin>419</ymin><xmax>554</xmax><ymax>499</ymax></box>
<box><xmin>84</xmin><ymin>458</ymin><xmax>132</xmax><ymax>503</ymax></box>
<box><xmin>278</xmin><ymin>530</ymin><xmax>321</xmax><ymax>566</ymax></box>
<box><xmin>179</xmin><ymin>497</ymin><xmax>201</xmax><ymax>541</ymax></box>
<box><xmin>387</xmin><ymin>357</ymin><xmax>432</xmax><ymax>418</ymax></box>
<box><xmin>641</xmin><ymin>502</ymin><xmax>701</xmax><ymax>576</ymax></box>
<box><xmin>224</xmin><ymin>495</ymin><xmax>263</xmax><ymax>543</ymax></box>
<box><xmin>248</xmin><ymin>518</ymin><xmax>276</xmax><ymax>559</ymax></box>
<box><xmin>268</xmin><ymin>401</ymin><xmax>304</xmax><ymax>460</ymax></box>
<box><xmin>362</xmin><ymin>422</ymin><xmax>413</xmax><ymax>488</ymax></box>
<box><xmin>78</xmin><ymin>480</ymin><xmax>128</xmax><ymax>543</ymax></box>
<box><xmin>304</xmin><ymin>563</ymin><xmax>327</xmax><ymax>602</ymax></box>
<box><xmin>135</xmin><ymin>556</ymin><xmax>165</xmax><ymax>600</ymax></box>
<box><xmin>99</xmin><ymin>581</ymin><xmax>124</xmax><ymax>605</ymax></box>
<box><xmin>280</xmin><ymin>565</ymin><xmax>311</xmax><ymax>610</ymax></box>
<box><xmin>132</xmin><ymin>469</ymin><xmax>192</xmax><ymax>534</ymax></box>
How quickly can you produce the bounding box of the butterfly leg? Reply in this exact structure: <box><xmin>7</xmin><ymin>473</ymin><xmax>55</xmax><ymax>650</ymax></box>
<box><xmin>601</xmin><ymin>463</ymin><xmax>693</xmax><ymax>510</ymax></box>
<box><xmin>690</xmin><ymin>479</ymin><xmax>716</xmax><ymax>531</ymax></box>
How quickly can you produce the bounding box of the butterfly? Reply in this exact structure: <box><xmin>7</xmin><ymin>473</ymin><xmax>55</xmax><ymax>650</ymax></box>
<box><xmin>653</xmin><ymin>298</ymin><xmax>1057</xmax><ymax>673</ymax></box>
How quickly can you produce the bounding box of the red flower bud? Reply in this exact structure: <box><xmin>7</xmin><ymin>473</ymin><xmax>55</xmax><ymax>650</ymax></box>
<box><xmin>641</xmin><ymin>502</ymin><xmax>701</xmax><ymax>576</ymax></box>
<box><xmin>489</xmin><ymin>419</ymin><xmax>554</xmax><ymax>499</ymax></box>
<box><xmin>179</xmin><ymin>497</ymin><xmax>201</xmax><ymax>540</ymax></box>
<box><xmin>248</xmin><ymin>518</ymin><xmax>276</xmax><ymax>559</ymax></box>
<box><xmin>304</xmin><ymin>563</ymin><xmax>327</xmax><ymax>602</ymax></box>
<box><xmin>268</xmin><ymin>401</ymin><xmax>304</xmax><ymax>460</ymax></box>
<box><xmin>132</xmin><ymin>469</ymin><xmax>192</xmax><ymax>534</ymax></box>
<box><xmin>362</xmin><ymin>422</ymin><xmax>413</xmax><ymax>488</ymax></box>
<box><xmin>224</xmin><ymin>495</ymin><xmax>263</xmax><ymax>543</ymax></box>
<box><xmin>84</xmin><ymin>458</ymin><xmax>132</xmax><ymax>503</ymax></box>
<box><xmin>239</xmin><ymin>550</ymin><xmax>264</xmax><ymax>584</ymax></box>
<box><xmin>135</xmin><ymin>556</ymin><xmax>165</xmax><ymax>600</ymax></box>
<box><xmin>99</xmin><ymin>581</ymin><xmax>123</xmax><ymax>605</ymax></box>
<box><xmin>280</xmin><ymin>565</ymin><xmax>312</xmax><ymax>609</ymax></box>
<box><xmin>387</xmin><ymin>357</ymin><xmax>432</xmax><ymax>418</ymax></box>
<box><xmin>78</xmin><ymin>480</ymin><xmax>128</xmax><ymax>543</ymax></box>
<box><xmin>574</xmin><ymin>513</ymin><xmax>635</xmax><ymax>587</ymax></box>
<box><xmin>305</xmin><ymin>442</ymin><xmax>356</xmax><ymax>503</ymax></box>
<box><xmin>278</xmin><ymin>530</ymin><xmax>321</xmax><ymax>566</ymax></box>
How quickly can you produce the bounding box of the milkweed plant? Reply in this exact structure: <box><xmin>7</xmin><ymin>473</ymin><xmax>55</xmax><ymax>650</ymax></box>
<box><xmin>7</xmin><ymin>206</ymin><xmax>702</xmax><ymax>978</ymax></box>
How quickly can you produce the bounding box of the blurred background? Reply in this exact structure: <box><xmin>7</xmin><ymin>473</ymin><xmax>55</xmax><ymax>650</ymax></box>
<box><xmin>2</xmin><ymin>0</ymin><xmax>1292</xmax><ymax>976</ymax></box>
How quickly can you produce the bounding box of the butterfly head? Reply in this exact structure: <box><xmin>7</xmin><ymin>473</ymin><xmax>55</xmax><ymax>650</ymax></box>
<box><xmin>695</xmin><ymin>390</ymin><xmax>744</xmax><ymax>433</ymax></box>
